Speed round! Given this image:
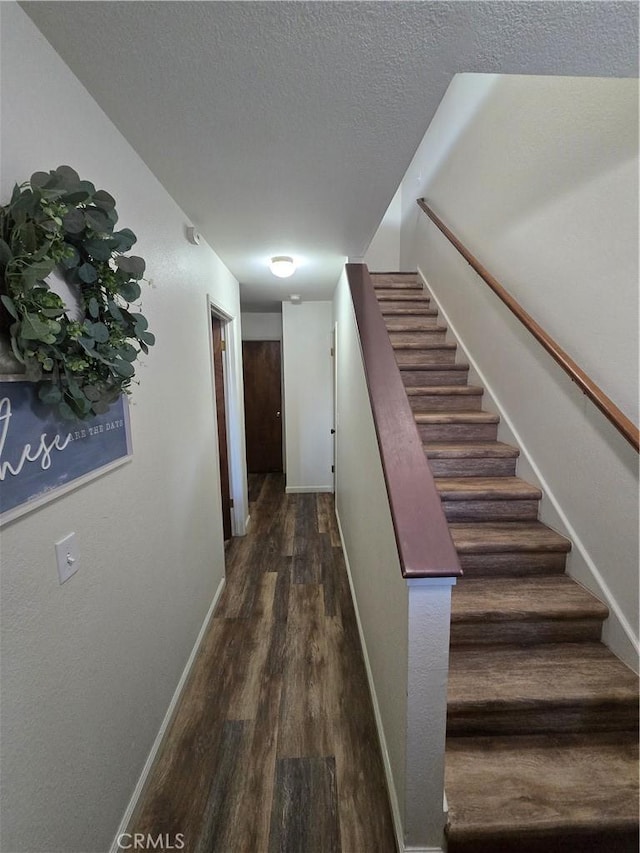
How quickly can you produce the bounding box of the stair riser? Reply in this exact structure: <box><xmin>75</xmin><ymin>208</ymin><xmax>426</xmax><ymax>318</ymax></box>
<box><xmin>457</xmin><ymin>551</ymin><xmax>568</xmax><ymax>576</ymax></box>
<box><xmin>372</xmin><ymin>276</ymin><xmax>420</xmax><ymax>288</ymax></box>
<box><xmin>446</xmin><ymin>828</ymin><xmax>640</xmax><ymax>853</ymax></box>
<box><xmin>389</xmin><ymin>330</ymin><xmax>447</xmax><ymax>344</ymax></box>
<box><xmin>447</xmin><ymin>704</ymin><xmax>640</xmax><ymax>738</ymax></box>
<box><xmin>412</xmin><ymin>394</ymin><xmax>483</xmax><ymax>412</ymax></box>
<box><xmin>442</xmin><ymin>499</ymin><xmax>540</xmax><ymax>522</ymax></box>
<box><xmin>418</xmin><ymin>422</ymin><xmax>499</xmax><ymax>442</ymax></box>
<box><xmin>402</xmin><ymin>368</ymin><xmax>469</xmax><ymax>386</ymax></box>
<box><xmin>384</xmin><ymin>315</ymin><xmax>440</xmax><ymax>328</ymax></box>
<box><xmin>394</xmin><ymin>349</ymin><xmax>457</xmax><ymax>366</ymax></box>
<box><xmin>429</xmin><ymin>457</ymin><xmax>517</xmax><ymax>477</ymax></box>
<box><xmin>450</xmin><ymin>619</ymin><xmax>604</xmax><ymax>647</ymax></box>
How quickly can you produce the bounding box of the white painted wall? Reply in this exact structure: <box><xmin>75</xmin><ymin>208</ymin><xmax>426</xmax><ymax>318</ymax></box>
<box><xmin>240</xmin><ymin>311</ymin><xmax>282</xmax><ymax>341</ymax></box>
<box><xmin>0</xmin><ymin>6</ymin><xmax>247</xmax><ymax>852</ymax></box>
<box><xmin>402</xmin><ymin>73</ymin><xmax>639</xmax><ymax>421</ymax></box>
<box><xmin>332</xmin><ymin>269</ymin><xmax>408</xmax><ymax>845</ymax></box>
<box><xmin>282</xmin><ymin>301</ymin><xmax>333</xmax><ymax>492</ymax></box>
<box><xmin>364</xmin><ymin>186</ymin><xmax>402</xmax><ymax>272</ymax></box>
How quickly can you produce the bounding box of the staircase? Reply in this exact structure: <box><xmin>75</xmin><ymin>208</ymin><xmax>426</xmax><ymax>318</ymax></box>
<box><xmin>372</xmin><ymin>272</ymin><xmax>640</xmax><ymax>853</ymax></box>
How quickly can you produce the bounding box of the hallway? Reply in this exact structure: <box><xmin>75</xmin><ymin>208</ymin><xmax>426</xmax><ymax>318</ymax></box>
<box><xmin>129</xmin><ymin>474</ymin><xmax>397</xmax><ymax>852</ymax></box>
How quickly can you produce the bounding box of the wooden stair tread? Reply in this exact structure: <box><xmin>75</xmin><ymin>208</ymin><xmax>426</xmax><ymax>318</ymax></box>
<box><xmin>407</xmin><ymin>386</ymin><xmax>483</xmax><ymax>396</ymax></box>
<box><xmin>425</xmin><ymin>442</ymin><xmax>519</xmax><ymax>458</ymax></box>
<box><xmin>435</xmin><ymin>477</ymin><xmax>542</xmax><ymax>500</ymax></box>
<box><xmin>381</xmin><ymin>307</ymin><xmax>438</xmax><ymax>316</ymax></box>
<box><xmin>451</xmin><ymin>576</ymin><xmax>608</xmax><ymax>622</ymax></box>
<box><xmin>415</xmin><ymin>411</ymin><xmax>499</xmax><ymax>424</ymax></box>
<box><xmin>391</xmin><ymin>341</ymin><xmax>456</xmax><ymax>350</ymax></box>
<box><xmin>445</xmin><ymin>732</ymin><xmax>639</xmax><ymax>842</ymax></box>
<box><xmin>386</xmin><ymin>324</ymin><xmax>443</xmax><ymax>333</ymax></box>
<box><xmin>377</xmin><ymin>295</ymin><xmax>430</xmax><ymax>304</ymax></box>
<box><xmin>448</xmin><ymin>643</ymin><xmax>640</xmax><ymax>709</ymax></box>
<box><xmin>387</xmin><ymin>324</ymin><xmax>448</xmax><ymax>332</ymax></box>
<box><xmin>449</xmin><ymin>521</ymin><xmax>571</xmax><ymax>553</ymax></box>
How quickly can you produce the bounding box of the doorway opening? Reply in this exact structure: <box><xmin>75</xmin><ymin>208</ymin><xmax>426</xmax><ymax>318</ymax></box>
<box><xmin>211</xmin><ymin>314</ymin><xmax>233</xmax><ymax>541</ymax></box>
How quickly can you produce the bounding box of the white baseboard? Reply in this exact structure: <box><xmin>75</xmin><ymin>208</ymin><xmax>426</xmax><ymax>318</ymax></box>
<box><xmin>334</xmin><ymin>508</ymin><xmax>405</xmax><ymax>853</ymax></box>
<box><xmin>417</xmin><ymin>265</ymin><xmax>639</xmax><ymax>668</ymax></box>
<box><xmin>285</xmin><ymin>485</ymin><xmax>334</xmax><ymax>494</ymax></box>
<box><xmin>109</xmin><ymin>576</ymin><xmax>226</xmax><ymax>853</ymax></box>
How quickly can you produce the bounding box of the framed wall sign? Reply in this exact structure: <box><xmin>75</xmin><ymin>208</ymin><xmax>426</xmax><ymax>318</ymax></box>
<box><xmin>0</xmin><ymin>381</ymin><xmax>132</xmax><ymax>526</ymax></box>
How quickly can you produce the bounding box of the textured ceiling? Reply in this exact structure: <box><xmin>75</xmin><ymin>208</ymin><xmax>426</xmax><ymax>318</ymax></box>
<box><xmin>22</xmin><ymin>1</ymin><xmax>638</xmax><ymax>309</ymax></box>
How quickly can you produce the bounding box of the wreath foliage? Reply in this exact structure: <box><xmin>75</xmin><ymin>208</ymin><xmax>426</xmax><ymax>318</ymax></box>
<box><xmin>0</xmin><ymin>165</ymin><xmax>155</xmax><ymax>419</ymax></box>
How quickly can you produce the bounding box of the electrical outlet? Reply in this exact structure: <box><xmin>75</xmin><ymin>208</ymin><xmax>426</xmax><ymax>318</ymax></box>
<box><xmin>55</xmin><ymin>533</ymin><xmax>79</xmax><ymax>584</ymax></box>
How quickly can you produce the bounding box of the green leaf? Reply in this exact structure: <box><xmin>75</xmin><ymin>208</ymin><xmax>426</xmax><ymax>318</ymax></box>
<box><xmin>78</xmin><ymin>262</ymin><xmax>98</xmax><ymax>284</ymax></box>
<box><xmin>10</xmin><ymin>336</ymin><xmax>25</xmax><ymax>364</ymax></box>
<box><xmin>62</xmin><ymin>188</ymin><xmax>91</xmax><ymax>205</ymax></box>
<box><xmin>119</xmin><ymin>342</ymin><xmax>138</xmax><ymax>362</ymax></box>
<box><xmin>115</xmin><ymin>254</ymin><xmax>145</xmax><ymax>279</ymax></box>
<box><xmin>130</xmin><ymin>313</ymin><xmax>148</xmax><ymax>331</ymax></box>
<box><xmin>139</xmin><ymin>341</ymin><xmax>149</xmax><ymax>355</ymax></box>
<box><xmin>83</xmin><ymin>385</ymin><xmax>103</xmax><ymax>402</ymax></box>
<box><xmin>107</xmin><ymin>300</ymin><xmax>123</xmax><ymax>322</ymax></box>
<box><xmin>38</xmin><ymin>384</ymin><xmax>62</xmax><ymax>404</ymax></box>
<box><xmin>83</xmin><ymin>237</ymin><xmax>113</xmax><ymax>261</ymax></box>
<box><xmin>22</xmin><ymin>222</ymin><xmax>37</xmax><ymax>253</ymax></box>
<box><xmin>62</xmin><ymin>208</ymin><xmax>85</xmax><ymax>234</ymax></box>
<box><xmin>0</xmin><ymin>239</ymin><xmax>12</xmax><ymax>269</ymax></box>
<box><xmin>55</xmin><ymin>165</ymin><xmax>81</xmax><ymax>185</ymax></box>
<box><xmin>113</xmin><ymin>359</ymin><xmax>135</xmax><ymax>378</ymax></box>
<box><xmin>93</xmin><ymin>189</ymin><xmax>116</xmax><ymax>211</ymax></box>
<box><xmin>88</xmin><ymin>297</ymin><xmax>99</xmax><ymax>318</ymax></box>
<box><xmin>90</xmin><ymin>322</ymin><xmax>109</xmax><ymax>343</ymax></box>
<box><xmin>30</xmin><ymin>171</ymin><xmax>51</xmax><ymax>189</ymax></box>
<box><xmin>119</xmin><ymin>281</ymin><xmax>141</xmax><ymax>302</ymax></box>
<box><xmin>139</xmin><ymin>330</ymin><xmax>155</xmax><ymax>347</ymax></box>
<box><xmin>20</xmin><ymin>313</ymin><xmax>60</xmax><ymax>341</ymax></box>
<box><xmin>1</xmin><ymin>294</ymin><xmax>18</xmax><ymax>319</ymax></box>
<box><xmin>22</xmin><ymin>258</ymin><xmax>56</xmax><ymax>287</ymax></box>
<box><xmin>84</xmin><ymin>208</ymin><xmax>110</xmax><ymax>233</ymax></box>
<box><xmin>113</xmin><ymin>228</ymin><xmax>136</xmax><ymax>252</ymax></box>
<box><xmin>58</xmin><ymin>401</ymin><xmax>77</xmax><ymax>420</ymax></box>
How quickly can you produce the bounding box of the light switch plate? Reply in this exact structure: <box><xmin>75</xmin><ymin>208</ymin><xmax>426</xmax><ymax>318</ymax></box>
<box><xmin>55</xmin><ymin>533</ymin><xmax>79</xmax><ymax>584</ymax></box>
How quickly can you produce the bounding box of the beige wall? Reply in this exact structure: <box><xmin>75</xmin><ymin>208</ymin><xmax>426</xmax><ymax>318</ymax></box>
<box><xmin>332</xmin><ymin>269</ymin><xmax>408</xmax><ymax>842</ymax></box>
<box><xmin>282</xmin><ymin>301</ymin><xmax>333</xmax><ymax>492</ymax></box>
<box><xmin>0</xmin><ymin>5</ymin><xmax>246</xmax><ymax>851</ymax></box>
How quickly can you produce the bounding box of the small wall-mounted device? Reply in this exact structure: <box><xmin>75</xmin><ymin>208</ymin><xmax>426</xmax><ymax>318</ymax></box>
<box><xmin>186</xmin><ymin>226</ymin><xmax>201</xmax><ymax>245</ymax></box>
<box><xmin>289</xmin><ymin>294</ymin><xmax>301</xmax><ymax>304</ymax></box>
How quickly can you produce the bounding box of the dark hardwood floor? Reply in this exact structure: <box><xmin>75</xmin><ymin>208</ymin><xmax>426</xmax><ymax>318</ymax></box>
<box><xmin>129</xmin><ymin>474</ymin><xmax>397</xmax><ymax>853</ymax></box>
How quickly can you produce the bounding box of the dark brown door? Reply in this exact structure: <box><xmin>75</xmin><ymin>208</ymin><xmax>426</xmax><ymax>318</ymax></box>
<box><xmin>212</xmin><ymin>316</ymin><xmax>232</xmax><ymax>541</ymax></box>
<box><xmin>242</xmin><ymin>341</ymin><xmax>283</xmax><ymax>472</ymax></box>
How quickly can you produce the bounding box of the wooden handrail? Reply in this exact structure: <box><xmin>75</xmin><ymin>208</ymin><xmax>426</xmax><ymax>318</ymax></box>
<box><xmin>346</xmin><ymin>263</ymin><xmax>462</xmax><ymax>579</ymax></box>
<box><xmin>417</xmin><ymin>199</ymin><xmax>639</xmax><ymax>453</ymax></box>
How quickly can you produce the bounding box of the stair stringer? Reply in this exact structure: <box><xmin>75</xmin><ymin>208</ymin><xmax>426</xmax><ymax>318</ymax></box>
<box><xmin>417</xmin><ymin>265</ymin><xmax>639</xmax><ymax>672</ymax></box>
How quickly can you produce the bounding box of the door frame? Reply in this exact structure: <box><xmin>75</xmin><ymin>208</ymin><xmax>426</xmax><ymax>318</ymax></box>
<box><xmin>207</xmin><ymin>295</ymin><xmax>248</xmax><ymax>537</ymax></box>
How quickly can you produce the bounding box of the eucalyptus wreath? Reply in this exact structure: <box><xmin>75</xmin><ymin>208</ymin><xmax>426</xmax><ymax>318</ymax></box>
<box><xmin>0</xmin><ymin>165</ymin><xmax>155</xmax><ymax>419</ymax></box>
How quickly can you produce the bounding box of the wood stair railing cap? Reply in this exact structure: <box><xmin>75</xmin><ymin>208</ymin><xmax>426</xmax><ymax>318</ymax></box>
<box><xmin>346</xmin><ymin>262</ymin><xmax>462</xmax><ymax>579</ymax></box>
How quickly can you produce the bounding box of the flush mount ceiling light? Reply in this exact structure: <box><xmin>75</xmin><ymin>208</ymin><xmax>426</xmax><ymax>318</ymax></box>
<box><xmin>269</xmin><ymin>256</ymin><xmax>296</xmax><ymax>278</ymax></box>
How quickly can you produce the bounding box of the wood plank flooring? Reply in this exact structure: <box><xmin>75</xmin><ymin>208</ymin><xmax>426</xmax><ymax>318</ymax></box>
<box><xmin>128</xmin><ymin>474</ymin><xmax>397</xmax><ymax>853</ymax></box>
